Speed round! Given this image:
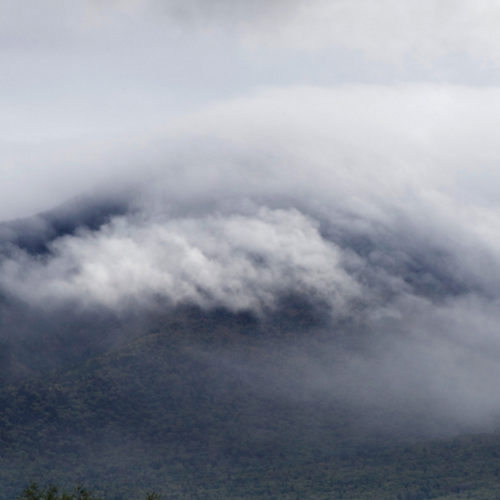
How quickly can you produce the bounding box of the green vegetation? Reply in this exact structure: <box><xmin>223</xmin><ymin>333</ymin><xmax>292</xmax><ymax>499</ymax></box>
<box><xmin>18</xmin><ymin>484</ymin><xmax>97</xmax><ymax>500</ymax></box>
<box><xmin>1</xmin><ymin>309</ymin><xmax>500</xmax><ymax>499</ymax></box>
<box><xmin>18</xmin><ymin>483</ymin><xmax>159</xmax><ymax>500</ymax></box>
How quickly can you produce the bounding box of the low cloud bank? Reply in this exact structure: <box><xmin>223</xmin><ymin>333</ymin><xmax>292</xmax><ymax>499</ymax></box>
<box><xmin>3</xmin><ymin>83</ymin><xmax>500</xmax><ymax>434</ymax></box>
<box><xmin>0</xmin><ymin>208</ymin><xmax>357</xmax><ymax>312</ymax></box>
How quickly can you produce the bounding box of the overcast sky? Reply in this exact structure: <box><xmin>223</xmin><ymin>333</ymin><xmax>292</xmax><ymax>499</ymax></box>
<box><xmin>3</xmin><ymin>0</ymin><xmax>500</xmax><ymax>219</ymax></box>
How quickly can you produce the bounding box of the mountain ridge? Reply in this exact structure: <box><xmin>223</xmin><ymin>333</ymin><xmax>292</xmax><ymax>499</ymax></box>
<box><xmin>1</xmin><ymin>314</ymin><xmax>500</xmax><ymax>499</ymax></box>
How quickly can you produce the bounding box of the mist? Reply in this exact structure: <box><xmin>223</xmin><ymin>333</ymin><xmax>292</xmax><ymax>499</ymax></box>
<box><xmin>4</xmin><ymin>1</ymin><xmax>500</xmax><ymax>440</ymax></box>
<box><xmin>2</xmin><ymin>83</ymin><xmax>500</xmax><ymax>435</ymax></box>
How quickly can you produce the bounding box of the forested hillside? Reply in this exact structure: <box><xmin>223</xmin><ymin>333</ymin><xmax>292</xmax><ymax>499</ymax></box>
<box><xmin>1</xmin><ymin>309</ymin><xmax>500</xmax><ymax>500</ymax></box>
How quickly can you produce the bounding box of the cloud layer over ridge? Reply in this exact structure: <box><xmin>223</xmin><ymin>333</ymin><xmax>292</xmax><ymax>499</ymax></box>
<box><xmin>4</xmin><ymin>1</ymin><xmax>500</xmax><ymax>436</ymax></box>
<box><xmin>2</xmin><ymin>84</ymin><xmax>500</xmax><ymax>433</ymax></box>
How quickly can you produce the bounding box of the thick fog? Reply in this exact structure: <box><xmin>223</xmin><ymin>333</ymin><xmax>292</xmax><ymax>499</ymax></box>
<box><xmin>3</xmin><ymin>85</ymin><xmax>500</xmax><ymax>434</ymax></box>
<box><xmin>4</xmin><ymin>1</ymin><xmax>500</xmax><ymax>436</ymax></box>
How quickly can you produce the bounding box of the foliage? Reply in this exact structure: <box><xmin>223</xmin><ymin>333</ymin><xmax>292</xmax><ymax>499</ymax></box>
<box><xmin>18</xmin><ymin>483</ymin><xmax>97</xmax><ymax>500</ymax></box>
<box><xmin>18</xmin><ymin>483</ymin><xmax>160</xmax><ymax>500</ymax></box>
<box><xmin>1</xmin><ymin>309</ymin><xmax>500</xmax><ymax>499</ymax></box>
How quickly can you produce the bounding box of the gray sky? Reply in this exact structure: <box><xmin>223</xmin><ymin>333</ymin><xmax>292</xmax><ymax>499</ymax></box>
<box><xmin>3</xmin><ymin>0</ymin><xmax>500</xmax><ymax>219</ymax></box>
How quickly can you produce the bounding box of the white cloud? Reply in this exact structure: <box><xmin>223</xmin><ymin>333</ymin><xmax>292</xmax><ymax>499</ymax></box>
<box><xmin>5</xmin><ymin>81</ymin><xmax>500</xmax><ymax>430</ymax></box>
<box><xmin>0</xmin><ymin>208</ymin><xmax>358</xmax><ymax>312</ymax></box>
<box><xmin>6</xmin><ymin>0</ymin><xmax>500</xmax><ymax>435</ymax></box>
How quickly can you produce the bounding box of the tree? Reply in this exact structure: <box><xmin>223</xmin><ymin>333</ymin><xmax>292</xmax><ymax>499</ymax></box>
<box><xmin>18</xmin><ymin>483</ymin><xmax>160</xmax><ymax>500</ymax></box>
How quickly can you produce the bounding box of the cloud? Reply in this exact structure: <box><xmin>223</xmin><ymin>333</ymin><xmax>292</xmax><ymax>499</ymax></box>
<box><xmin>6</xmin><ymin>0</ymin><xmax>500</xmax><ymax>439</ymax></box>
<box><xmin>87</xmin><ymin>0</ymin><xmax>500</xmax><ymax>67</ymax></box>
<box><xmin>3</xmin><ymin>82</ymin><xmax>500</xmax><ymax>433</ymax></box>
<box><xmin>0</xmin><ymin>208</ymin><xmax>358</xmax><ymax>312</ymax></box>
<box><xmin>5</xmin><ymin>82</ymin><xmax>500</xmax><ymax>326</ymax></box>
<box><xmin>6</xmin><ymin>0</ymin><xmax>500</xmax><ymax>66</ymax></box>
<box><xmin>242</xmin><ymin>0</ymin><xmax>500</xmax><ymax>62</ymax></box>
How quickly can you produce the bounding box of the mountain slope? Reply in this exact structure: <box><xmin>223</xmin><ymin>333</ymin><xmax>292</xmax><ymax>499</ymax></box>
<box><xmin>1</xmin><ymin>311</ymin><xmax>500</xmax><ymax>499</ymax></box>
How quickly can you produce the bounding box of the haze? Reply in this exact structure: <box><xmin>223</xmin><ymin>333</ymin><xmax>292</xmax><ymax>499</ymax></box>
<box><xmin>4</xmin><ymin>0</ymin><xmax>500</xmax><ymax>435</ymax></box>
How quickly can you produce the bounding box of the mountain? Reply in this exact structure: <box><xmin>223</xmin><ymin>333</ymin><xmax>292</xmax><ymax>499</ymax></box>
<box><xmin>2</xmin><ymin>184</ymin><xmax>500</xmax><ymax>500</ymax></box>
<box><xmin>0</xmin><ymin>193</ymin><xmax>135</xmax><ymax>384</ymax></box>
<box><xmin>1</xmin><ymin>308</ymin><xmax>500</xmax><ymax>500</ymax></box>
